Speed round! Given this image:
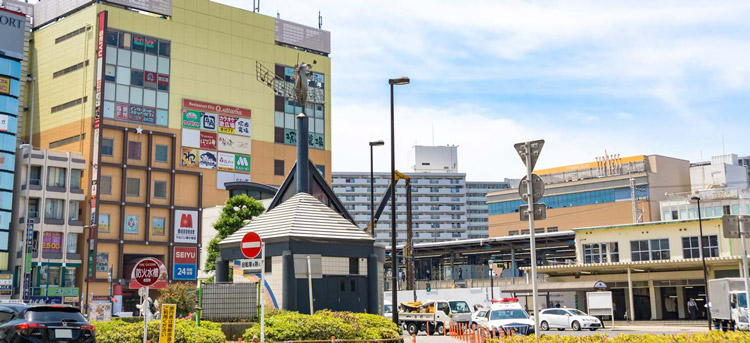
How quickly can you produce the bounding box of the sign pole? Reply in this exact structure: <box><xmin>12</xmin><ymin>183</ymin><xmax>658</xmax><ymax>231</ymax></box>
<box><xmin>260</xmin><ymin>242</ymin><xmax>265</xmax><ymax>343</ymax></box>
<box><xmin>307</xmin><ymin>255</ymin><xmax>314</xmax><ymax>315</ymax></box>
<box><xmin>143</xmin><ymin>286</ymin><xmax>149</xmax><ymax>343</ymax></box>
<box><xmin>525</xmin><ymin>143</ymin><xmax>540</xmax><ymax>339</ymax></box>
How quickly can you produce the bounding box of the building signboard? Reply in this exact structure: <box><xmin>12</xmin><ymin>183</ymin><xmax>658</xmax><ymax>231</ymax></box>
<box><xmin>236</xmin><ymin>118</ymin><xmax>251</xmax><ymax>136</ymax></box>
<box><xmin>174</xmin><ymin>210</ymin><xmax>198</xmax><ymax>244</ymax></box>
<box><xmin>216</xmin><ymin>171</ymin><xmax>250</xmax><ymax>190</ymax></box>
<box><xmin>201</xmin><ymin>113</ymin><xmax>217</xmax><ymax>131</ymax></box>
<box><xmin>182</xmin><ymin>98</ymin><xmax>251</xmax><ymax>118</ymax></box>
<box><xmin>199</xmin><ymin>131</ymin><xmax>217</xmax><ymax>150</ymax></box>
<box><xmin>182</xmin><ymin>110</ymin><xmax>201</xmax><ymax>128</ymax></box>
<box><xmin>198</xmin><ymin>150</ymin><xmax>216</xmax><ymax>169</ymax></box>
<box><xmin>0</xmin><ymin>77</ymin><xmax>9</xmax><ymax>95</ymax></box>
<box><xmin>217</xmin><ymin>134</ymin><xmax>251</xmax><ymax>154</ymax></box>
<box><xmin>218</xmin><ymin>115</ymin><xmax>236</xmax><ymax>134</ymax></box>
<box><xmin>180</xmin><ymin>148</ymin><xmax>198</xmax><ymax>167</ymax></box>
<box><xmin>0</xmin><ymin>274</ymin><xmax>12</xmax><ymax>297</ymax></box>
<box><xmin>124</xmin><ymin>215</ymin><xmax>139</xmax><ymax>234</ymax></box>
<box><xmin>42</xmin><ymin>232</ymin><xmax>63</xmax><ymax>254</ymax></box>
<box><xmin>0</xmin><ymin>7</ymin><xmax>25</xmax><ymax>59</ymax></box>
<box><xmin>235</xmin><ymin>154</ymin><xmax>250</xmax><ymax>172</ymax></box>
<box><xmin>173</xmin><ymin>247</ymin><xmax>197</xmax><ymax>281</ymax></box>
<box><xmin>217</xmin><ymin>152</ymin><xmax>235</xmax><ymax>171</ymax></box>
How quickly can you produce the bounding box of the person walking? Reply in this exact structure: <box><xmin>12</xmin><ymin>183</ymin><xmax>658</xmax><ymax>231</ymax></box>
<box><xmin>687</xmin><ymin>298</ymin><xmax>699</xmax><ymax>320</ymax></box>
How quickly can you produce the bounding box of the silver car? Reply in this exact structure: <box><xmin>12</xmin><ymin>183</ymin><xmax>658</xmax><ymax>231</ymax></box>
<box><xmin>538</xmin><ymin>308</ymin><xmax>602</xmax><ymax>331</ymax></box>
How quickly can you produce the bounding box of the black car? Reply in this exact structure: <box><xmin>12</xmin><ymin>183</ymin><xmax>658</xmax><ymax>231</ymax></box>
<box><xmin>0</xmin><ymin>304</ymin><xmax>95</xmax><ymax>342</ymax></box>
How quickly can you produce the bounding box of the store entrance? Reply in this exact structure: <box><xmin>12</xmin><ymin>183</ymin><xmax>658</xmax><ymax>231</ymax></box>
<box><xmin>633</xmin><ymin>288</ymin><xmax>651</xmax><ymax>320</ymax></box>
<box><xmin>684</xmin><ymin>286</ymin><xmax>707</xmax><ymax>320</ymax></box>
<box><xmin>660</xmin><ymin>287</ymin><xmax>678</xmax><ymax>319</ymax></box>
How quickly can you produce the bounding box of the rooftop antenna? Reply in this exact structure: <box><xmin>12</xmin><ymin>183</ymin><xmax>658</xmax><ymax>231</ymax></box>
<box><xmin>722</xmin><ymin>134</ymin><xmax>725</xmax><ymax>155</ymax></box>
<box><xmin>318</xmin><ymin>11</ymin><xmax>322</xmax><ymax>29</ymax></box>
<box><xmin>252</xmin><ymin>0</ymin><xmax>260</xmax><ymax>12</ymax></box>
<box><xmin>431</xmin><ymin>123</ymin><xmax>435</xmax><ymax>146</ymax></box>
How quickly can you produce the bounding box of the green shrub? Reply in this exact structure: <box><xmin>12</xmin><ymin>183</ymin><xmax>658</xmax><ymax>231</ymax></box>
<box><xmin>488</xmin><ymin>331</ymin><xmax>750</xmax><ymax>343</ymax></box>
<box><xmin>242</xmin><ymin>310</ymin><xmax>401</xmax><ymax>342</ymax></box>
<box><xmin>94</xmin><ymin>318</ymin><xmax>225</xmax><ymax>343</ymax></box>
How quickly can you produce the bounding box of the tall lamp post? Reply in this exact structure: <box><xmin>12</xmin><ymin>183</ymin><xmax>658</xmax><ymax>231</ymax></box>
<box><xmin>369</xmin><ymin>140</ymin><xmax>385</xmax><ymax>232</ymax></box>
<box><xmin>691</xmin><ymin>196</ymin><xmax>711</xmax><ymax>330</ymax></box>
<box><xmin>389</xmin><ymin>76</ymin><xmax>409</xmax><ymax>324</ymax></box>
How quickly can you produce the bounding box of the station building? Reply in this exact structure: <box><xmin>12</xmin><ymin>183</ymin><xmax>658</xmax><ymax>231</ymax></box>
<box><xmin>487</xmin><ymin>154</ymin><xmax>690</xmax><ymax>237</ymax></box>
<box><xmin>22</xmin><ymin>0</ymin><xmax>331</xmax><ymax>310</ymax></box>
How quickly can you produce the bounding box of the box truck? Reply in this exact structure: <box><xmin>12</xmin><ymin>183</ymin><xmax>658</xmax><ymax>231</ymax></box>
<box><xmin>709</xmin><ymin>278</ymin><xmax>749</xmax><ymax>331</ymax></box>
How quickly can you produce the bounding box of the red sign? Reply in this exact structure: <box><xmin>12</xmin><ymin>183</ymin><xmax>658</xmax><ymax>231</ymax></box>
<box><xmin>241</xmin><ymin>232</ymin><xmax>262</xmax><ymax>258</ymax></box>
<box><xmin>157</xmin><ymin>74</ymin><xmax>169</xmax><ymax>86</ymax></box>
<box><xmin>132</xmin><ymin>258</ymin><xmax>161</xmax><ymax>287</ymax></box>
<box><xmin>115</xmin><ymin>103</ymin><xmax>129</xmax><ymax>120</ymax></box>
<box><xmin>144</xmin><ymin>71</ymin><xmax>157</xmax><ymax>83</ymax></box>
<box><xmin>199</xmin><ymin>131</ymin><xmax>217</xmax><ymax>150</ymax></box>
<box><xmin>174</xmin><ymin>247</ymin><xmax>197</xmax><ymax>264</ymax></box>
<box><xmin>182</xmin><ymin>98</ymin><xmax>252</xmax><ymax>118</ymax></box>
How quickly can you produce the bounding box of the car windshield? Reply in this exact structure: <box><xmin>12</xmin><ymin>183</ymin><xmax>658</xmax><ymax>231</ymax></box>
<box><xmin>450</xmin><ymin>301</ymin><xmax>471</xmax><ymax>313</ymax></box>
<box><xmin>384</xmin><ymin>305</ymin><xmax>392</xmax><ymax>313</ymax></box>
<box><xmin>568</xmin><ymin>309</ymin><xmax>587</xmax><ymax>316</ymax></box>
<box><xmin>490</xmin><ymin>309</ymin><xmax>529</xmax><ymax>320</ymax></box>
<box><xmin>25</xmin><ymin>307</ymin><xmax>86</xmax><ymax>322</ymax></box>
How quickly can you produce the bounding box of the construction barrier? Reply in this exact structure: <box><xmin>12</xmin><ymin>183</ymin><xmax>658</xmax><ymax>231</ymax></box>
<box><xmin>448</xmin><ymin>322</ymin><xmax>513</xmax><ymax>342</ymax></box>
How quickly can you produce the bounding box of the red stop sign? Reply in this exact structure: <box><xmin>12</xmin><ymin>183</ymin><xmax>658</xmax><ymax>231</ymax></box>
<box><xmin>241</xmin><ymin>232</ymin><xmax>262</xmax><ymax>258</ymax></box>
<box><xmin>132</xmin><ymin>258</ymin><xmax>161</xmax><ymax>287</ymax></box>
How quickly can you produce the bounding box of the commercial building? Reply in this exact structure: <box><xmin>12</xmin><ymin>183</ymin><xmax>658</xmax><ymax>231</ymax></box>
<box><xmin>465</xmin><ymin>181</ymin><xmax>512</xmax><ymax>239</ymax></box>
<box><xmin>0</xmin><ymin>2</ymin><xmax>30</xmax><ymax>291</ymax></box>
<box><xmin>24</xmin><ymin>0</ymin><xmax>331</xmax><ymax>309</ymax></box>
<box><xmin>487</xmin><ymin>154</ymin><xmax>691</xmax><ymax>237</ymax></box>
<box><xmin>14</xmin><ymin>149</ymin><xmax>86</xmax><ymax>304</ymax></box>
<box><xmin>332</xmin><ymin>171</ymin><xmax>468</xmax><ymax>246</ymax></box>
<box><xmin>524</xmin><ymin>218</ymin><xmax>745</xmax><ymax>321</ymax></box>
<box><xmin>689</xmin><ymin>154</ymin><xmax>748</xmax><ymax>191</ymax></box>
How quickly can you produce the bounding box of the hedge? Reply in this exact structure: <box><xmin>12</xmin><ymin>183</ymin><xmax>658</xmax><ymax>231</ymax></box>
<box><xmin>489</xmin><ymin>331</ymin><xmax>750</xmax><ymax>343</ymax></box>
<box><xmin>242</xmin><ymin>310</ymin><xmax>401</xmax><ymax>342</ymax></box>
<box><xmin>94</xmin><ymin>318</ymin><xmax>225</xmax><ymax>343</ymax></box>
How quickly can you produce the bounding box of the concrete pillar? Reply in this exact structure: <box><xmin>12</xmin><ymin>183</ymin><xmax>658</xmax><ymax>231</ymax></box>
<box><xmin>282</xmin><ymin>250</ymin><xmax>296</xmax><ymax>311</ymax></box>
<box><xmin>627</xmin><ymin>267</ymin><xmax>635</xmax><ymax>321</ymax></box>
<box><xmin>511</xmin><ymin>247</ymin><xmax>517</xmax><ymax>277</ymax></box>
<box><xmin>648</xmin><ymin>279</ymin><xmax>657</xmax><ymax>320</ymax></box>
<box><xmin>367</xmin><ymin>254</ymin><xmax>379</xmax><ymax>315</ymax></box>
<box><xmin>677</xmin><ymin>286</ymin><xmax>686</xmax><ymax>319</ymax></box>
<box><xmin>214</xmin><ymin>259</ymin><xmax>229</xmax><ymax>283</ymax></box>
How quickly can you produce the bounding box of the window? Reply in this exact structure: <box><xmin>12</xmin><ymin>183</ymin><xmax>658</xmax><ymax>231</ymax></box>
<box><xmin>671</xmin><ymin>210</ymin><xmax>678</xmax><ymax>220</ymax></box>
<box><xmin>101</xmin><ymin>175</ymin><xmax>112</xmax><ymax>194</ymax></box>
<box><xmin>535</xmin><ymin>228</ymin><xmax>544</xmax><ymax>234</ymax></box>
<box><xmin>431</xmin><ymin>223</ymin><xmax>440</xmax><ymax>229</ymax></box>
<box><xmin>345</xmin><ymin>196</ymin><xmax>355</xmax><ymax>201</ymax></box>
<box><xmin>45</xmin><ymin>199</ymin><xmax>65</xmax><ymax>220</ymax></box>
<box><xmin>28</xmin><ymin>198</ymin><xmax>40</xmax><ymax>218</ymax></box>
<box><xmin>631</xmin><ymin>239</ymin><xmax>670</xmax><ymax>261</ymax></box>
<box><xmin>547</xmin><ymin>226</ymin><xmax>558</xmax><ymax>232</ymax></box>
<box><xmin>66</xmin><ymin>233</ymin><xmax>77</xmax><ymax>253</ymax></box>
<box><xmin>127</xmin><ymin>141</ymin><xmax>141</xmax><ymax>160</ymax></box>
<box><xmin>724</xmin><ymin>205</ymin><xmax>731</xmax><ymax>215</ymax></box>
<box><xmin>70</xmin><ymin>169</ymin><xmax>83</xmax><ymax>191</ymax></box>
<box><xmin>430</xmin><ymin>196</ymin><xmax>439</xmax><ymax>202</ymax></box>
<box><xmin>349</xmin><ymin>258</ymin><xmax>359</xmax><ymax>275</ymax></box>
<box><xmin>126</xmin><ymin>178</ymin><xmax>140</xmax><ymax>197</ymax></box>
<box><xmin>430</xmin><ymin>205</ymin><xmax>440</xmax><ymax>211</ymax></box>
<box><xmin>583</xmin><ymin>242</ymin><xmax>619</xmax><ymax>263</ymax></box>
<box><xmin>68</xmin><ymin>201</ymin><xmax>80</xmax><ymax>221</ymax></box>
<box><xmin>429</xmin><ymin>179</ymin><xmax>439</xmax><ymax>184</ymax></box>
<box><xmin>29</xmin><ymin>166</ymin><xmax>41</xmax><ymax>186</ymax></box>
<box><xmin>152</xmin><ymin>217</ymin><xmax>166</xmax><ymax>236</ymax></box>
<box><xmin>508</xmin><ymin>230</ymin><xmax>519</xmax><ymax>236</ymax></box>
<box><xmin>99</xmin><ymin>214</ymin><xmax>110</xmax><ymax>233</ymax></box>
<box><xmin>102</xmin><ymin>138</ymin><xmax>114</xmax><ymax>156</ymax></box>
<box><xmin>47</xmin><ymin>167</ymin><xmax>66</xmax><ymax>188</ymax></box>
<box><xmin>521</xmin><ymin>229</ymin><xmax>530</xmax><ymax>235</ymax></box>
<box><xmin>430</xmin><ymin>187</ymin><xmax>439</xmax><ymax>193</ymax></box>
<box><xmin>154</xmin><ymin>181</ymin><xmax>167</xmax><ymax>199</ymax></box>
<box><xmin>273</xmin><ymin>160</ymin><xmax>284</xmax><ymax>176</ymax></box>
<box><xmin>345</xmin><ymin>186</ymin><xmax>355</xmax><ymax>192</ymax></box>
<box><xmin>155</xmin><ymin>144</ymin><xmax>168</xmax><ymax>162</ymax></box>
<box><xmin>682</xmin><ymin>235</ymin><xmax>719</xmax><ymax>259</ymax></box>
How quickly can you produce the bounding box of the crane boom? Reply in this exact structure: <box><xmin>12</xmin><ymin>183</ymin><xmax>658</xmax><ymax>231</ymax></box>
<box><xmin>366</xmin><ymin>170</ymin><xmax>409</xmax><ymax>234</ymax></box>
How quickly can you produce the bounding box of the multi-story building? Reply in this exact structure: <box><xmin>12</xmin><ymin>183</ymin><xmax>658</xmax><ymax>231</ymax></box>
<box><xmin>332</xmin><ymin>172</ymin><xmax>467</xmax><ymax>246</ymax></box>
<box><xmin>465</xmin><ymin>181</ymin><xmax>512</xmax><ymax>239</ymax></box>
<box><xmin>740</xmin><ymin>156</ymin><xmax>750</xmax><ymax>187</ymax></box>
<box><xmin>24</xmin><ymin>0</ymin><xmax>331</xmax><ymax>309</ymax></box>
<box><xmin>14</xmin><ymin>149</ymin><xmax>86</xmax><ymax>304</ymax></box>
<box><xmin>688</xmin><ymin>154</ymin><xmax>748</xmax><ymax>191</ymax></box>
<box><xmin>0</xmin><ymin>3</ymin><xmax>30</xmax><ymax>288</ymax></box>
<box><xmin>487</xmin><ymin>154</ymin><xmax>691</xmax><ymax>237</ymax></box>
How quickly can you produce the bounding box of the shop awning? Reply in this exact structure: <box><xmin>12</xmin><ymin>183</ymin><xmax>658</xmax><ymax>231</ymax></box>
<box><xmin>501</xmin><ymin>280</ymin><xmax>607</xmax><ymax>293</ymax></box>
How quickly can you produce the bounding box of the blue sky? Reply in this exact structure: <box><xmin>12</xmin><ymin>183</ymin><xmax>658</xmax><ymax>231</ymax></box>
<box><xmin>220</xmin><ymin>0</ymin><xmax>750</xmax><ymax>180</ymax></box>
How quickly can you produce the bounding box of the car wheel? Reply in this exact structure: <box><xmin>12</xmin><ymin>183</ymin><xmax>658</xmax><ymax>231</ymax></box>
<box><xmin>572</xmin><ymin>321</ymin><xmax>581</xmax><ymax>331</ymax></box>
<box><xmin>540</xmin><ymin>321</ymin><xmax>549</xmax><ymax>331</ymax></box>
<box><xmin>407</xmin><ymin>323</ymin><xmax>418</xmax><ymax>336</ymax></box>
<box><xmin>437</xmin><ymin>324</ymin><xmax>445</xmax><ymax>336</ymax></box>
<box><xmin>589</xmin><ymin>328</ymin><xmax>597</xmax><ymax>331</ymax></box>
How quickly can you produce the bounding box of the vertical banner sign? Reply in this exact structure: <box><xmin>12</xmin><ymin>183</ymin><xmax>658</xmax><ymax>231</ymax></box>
<box><xmin>23</xmin><ymin>222</ymin><xmax>33</xmax><ymax>301</ymax></box>
<box><xmin>159</xmin><ymin>304</ymin><xmax>176</xmax><ymax>343</ymax></box>
<box><xmin>89</xmin><ymin>11</ymin><xmax>108</xmax><ymax>282</ymax></box>
<box><xmin>173</xmin><ymin>247</ymin><xmax>197</xmax><ymax>280</ymax></box>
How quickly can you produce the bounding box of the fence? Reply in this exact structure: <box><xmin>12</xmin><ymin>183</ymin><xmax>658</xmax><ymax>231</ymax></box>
<box><xmin>447</xmin><ymin>322</ymin><xmax>519</xmax><ymax>342</ymax></box>
<box><xmin>202</xmin><ymin>282</ymin><xmax>258</xmax><ymax>321</ymax></box>
<box><xmin>239</xmin><ymin>339</ymin><xmax>403</xmax><ymax>343</ymax></box>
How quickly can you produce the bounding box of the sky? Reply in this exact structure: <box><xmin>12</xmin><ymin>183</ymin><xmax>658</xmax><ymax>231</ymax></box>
<box><xmin>222</xmin><ymin>0</ymin><xmax>750</xmax><ymax>180</ymax></box>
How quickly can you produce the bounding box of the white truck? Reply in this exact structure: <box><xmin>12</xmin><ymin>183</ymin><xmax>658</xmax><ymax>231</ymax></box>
<box><xmin>709</xmin><ymin>278</ymin><xmax>749</xmax><ymax>331</ymax></box>
<box><xmin>398</xmin><ymin>300</ymin><xmax>472</xmax><ymax>336</ymax></box>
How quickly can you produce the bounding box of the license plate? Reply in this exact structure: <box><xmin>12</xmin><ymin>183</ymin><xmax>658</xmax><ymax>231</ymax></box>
<box><xmin>56</xmin><ymin>329</ymin><xmax>73</xmax><ymax>339</ymax></box>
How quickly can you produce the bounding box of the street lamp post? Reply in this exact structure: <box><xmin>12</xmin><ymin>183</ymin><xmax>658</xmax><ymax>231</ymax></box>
<box><xmin>389</xmin><ymin>76</ymin><xmax>409</xmax><ymax>325</ymax></box>
<box><xmin>691</xmin><ymin>196</ymin><xmax>711</xmax><ymax>330</ymax></box>
<box><xmin>369</xmin><ymin>140</ymin><xmax>385</xmax><ymax>233</ymax></box>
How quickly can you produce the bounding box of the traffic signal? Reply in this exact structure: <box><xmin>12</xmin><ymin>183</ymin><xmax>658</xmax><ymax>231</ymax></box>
<box><xmin>426</xmin><ymin>282</ymin><xmax>431</xmax><ymax>292</ymax></box>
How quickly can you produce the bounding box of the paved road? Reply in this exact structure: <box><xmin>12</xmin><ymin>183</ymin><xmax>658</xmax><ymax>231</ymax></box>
<box><xmin>405</xmin><ymin>326</ymin><xmax>707</xmax><ymax>342</ymax></box>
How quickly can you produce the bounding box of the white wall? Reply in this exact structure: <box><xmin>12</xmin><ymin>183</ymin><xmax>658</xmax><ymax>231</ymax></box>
<box><xmin>411</xmin><ymin>145</ymin><xmax>459</xmax><ymax>173</ymax></box>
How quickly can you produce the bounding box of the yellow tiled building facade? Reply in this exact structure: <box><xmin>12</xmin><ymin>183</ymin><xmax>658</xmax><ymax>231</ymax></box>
<box><xmin>25</xmin><ymin>0</ymin><xmax>331</xmax><ymax>308</ymax></box>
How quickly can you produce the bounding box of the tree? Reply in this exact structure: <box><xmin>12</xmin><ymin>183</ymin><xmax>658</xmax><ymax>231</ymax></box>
<box><xmin>204</xmin><ymin>194</ymin><xmax>265</xmax><ymax>276</ymax></box>
<box><xmin>158</xmin><ymin>282</ymin><xmax>198</xmax><ymax>317</ymax></box>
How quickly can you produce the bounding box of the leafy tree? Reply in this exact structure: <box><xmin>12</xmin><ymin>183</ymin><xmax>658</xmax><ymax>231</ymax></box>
<box><xmin>204</xmin><ymin>195</ymin><xmax>265</xmax><ymax>277</ymax></box>
<box><xmin>158</xmin><ymin>282</ymin><xmax>199</xmax><ymax>317</ymax></box>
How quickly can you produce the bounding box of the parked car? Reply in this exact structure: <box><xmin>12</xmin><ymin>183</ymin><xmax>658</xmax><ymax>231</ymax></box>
<box><xmin>538</xmin><ymin>308</ymin><xmax>601</xmax><ymax>331</ymax></box>
<box><xmin>471</xmin><ymin>308</ymin><xmax>488</xmax><ymax>326</ymax></box>
<box><xmin>481</xmin><ymin>298</ymin><xmax>535</xmax><ymax>336</ymax></box>
<box><xmin>0</xmin><ymin>304</ymin><xmax>95</xmax><ymax>342</ymax></box>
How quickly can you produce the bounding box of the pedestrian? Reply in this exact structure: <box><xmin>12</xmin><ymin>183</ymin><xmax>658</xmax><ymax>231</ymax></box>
<box><xmin>458</xmin><ymin>268</ymin><xmax>463</xmax><ymax>280</ymax></box>
<box><xmin>687</xmin><ymin>298</ymin><xmax>699</xmax><ymax>320</ymax></box>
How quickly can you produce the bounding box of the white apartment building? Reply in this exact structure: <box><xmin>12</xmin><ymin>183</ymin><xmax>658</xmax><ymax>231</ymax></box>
<box><xmin>466</xmin><ymin>181</ymin><xmax>512</xmax><ymax>239</ymax></box>
<box><xmin>14</xmin><ymin>149</ymin><xmax>86</xmax><ymax>304</ymax></box>
<box><xmin>332</xmin><ymin>172</ymin><xmax>467</xmax><ymax>246</ymax></box>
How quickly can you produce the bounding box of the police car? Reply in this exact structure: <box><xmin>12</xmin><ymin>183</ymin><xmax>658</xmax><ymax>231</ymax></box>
<box><xmin>480</xmin><ymin>298</ymin><xmax>535</xmax><ymax>336</ymax></box>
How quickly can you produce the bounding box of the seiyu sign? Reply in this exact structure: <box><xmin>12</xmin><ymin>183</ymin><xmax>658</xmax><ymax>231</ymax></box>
<box><xmin>0</xmin><ymin>8</ymin><xmax>26</xmax><ymax>60</ymax></box>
